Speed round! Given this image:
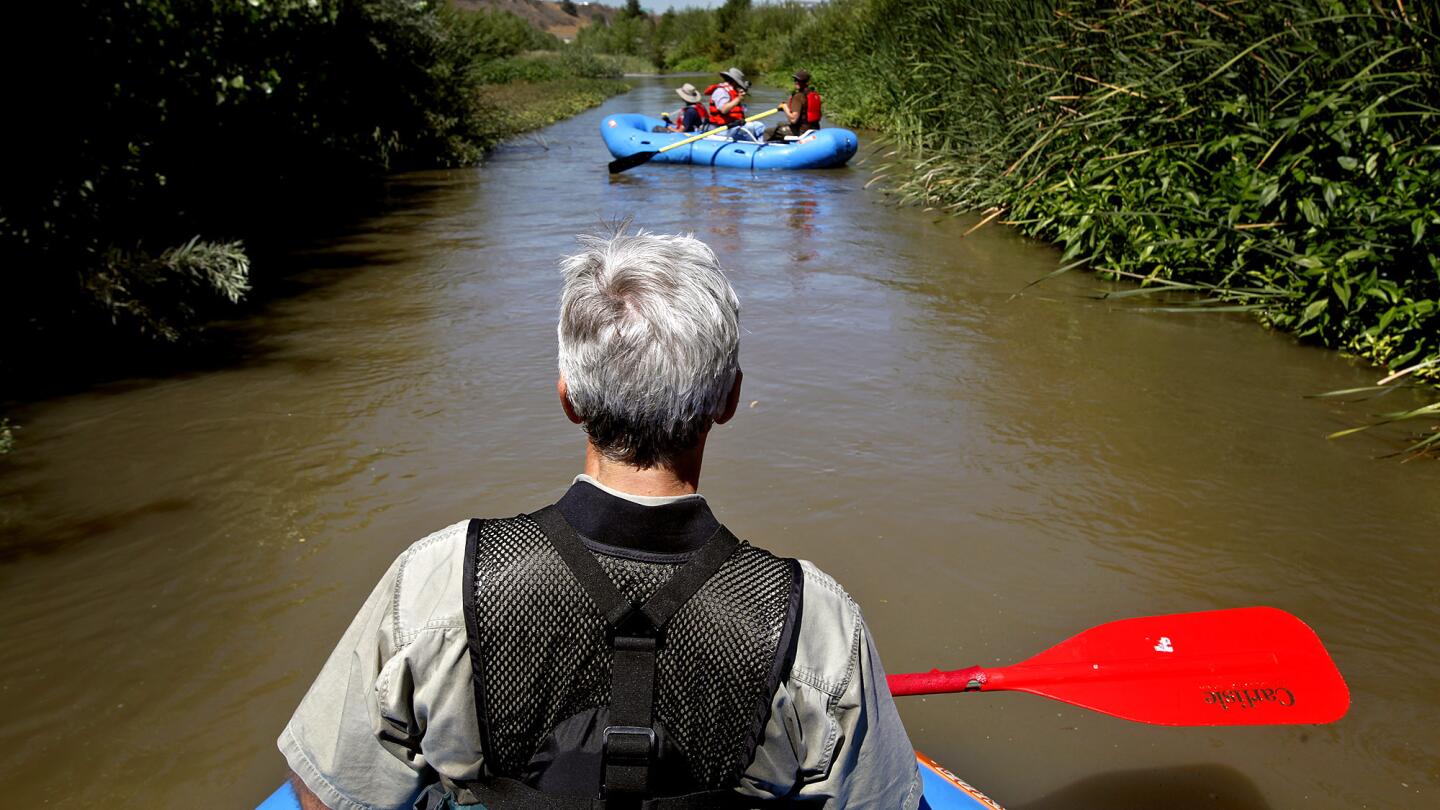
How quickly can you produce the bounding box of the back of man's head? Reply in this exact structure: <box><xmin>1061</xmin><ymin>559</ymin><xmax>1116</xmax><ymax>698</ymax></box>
<box><xmin>558</xmin><ymin>230</ymin><xmax>740</xmax><ymax>469</ymax></box>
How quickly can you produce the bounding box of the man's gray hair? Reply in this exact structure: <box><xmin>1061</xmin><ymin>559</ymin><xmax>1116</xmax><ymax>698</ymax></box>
<box><xmin>558</xmin><ymin>230</ymin><xmax>740</xmax><ymax>468</ymax></box>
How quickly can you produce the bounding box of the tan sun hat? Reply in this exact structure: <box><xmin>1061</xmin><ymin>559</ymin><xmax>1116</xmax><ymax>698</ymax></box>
<box><xmin>719</xmin><ymin>67</ymin><xmax>750</xmax><ymax>90</ymax></box>
<box><xmin>675</xmin><ymin>83</ymin><xmax>702</xmax><ymax>104</ymax></box>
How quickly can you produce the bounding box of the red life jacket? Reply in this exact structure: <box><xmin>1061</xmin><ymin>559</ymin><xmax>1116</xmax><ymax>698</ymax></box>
<box><xmin>789</xmin><ymin>90</ymin><xmax>823</xmax><ymax>133</ymax></box>
<box><xmin>802</xmin><ymin>90</ymin><xmax>823</xmax><ymax>126</ymax></box>
<box><xmin>704</xmin><ymin>83</ymin><xmax>746</xmax><ymax>126</ymax></box>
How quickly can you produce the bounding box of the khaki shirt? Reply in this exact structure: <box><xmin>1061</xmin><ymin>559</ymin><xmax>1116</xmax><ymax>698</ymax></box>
<box><xmin>279</xmin><ymin>484</ymin><xmax>920</xmax><ymax>809</ymax></box>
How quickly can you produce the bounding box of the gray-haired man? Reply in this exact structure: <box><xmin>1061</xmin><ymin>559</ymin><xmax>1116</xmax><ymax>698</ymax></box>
<box><xmin>279</xmin><ymin>231</ymin><xmax>921</xmax><ymax>809</ymax></box>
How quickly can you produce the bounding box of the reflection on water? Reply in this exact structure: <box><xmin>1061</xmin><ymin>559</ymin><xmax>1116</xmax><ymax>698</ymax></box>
<box><xmin>0</xmin><ymin>79</ymin><xmax>1436</xmax><ymax>809</ymax></box>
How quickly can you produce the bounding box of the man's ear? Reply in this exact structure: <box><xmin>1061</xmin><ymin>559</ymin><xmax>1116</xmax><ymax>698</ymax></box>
<box><xmin>558</xmin><ymin>376</ymin><xmax>583</xmax><ymax>424</ymax></box>
<box><xmin>715</xmin><ymin>369</ymin><xmax>744</xmax><ymax>425</ymax></box>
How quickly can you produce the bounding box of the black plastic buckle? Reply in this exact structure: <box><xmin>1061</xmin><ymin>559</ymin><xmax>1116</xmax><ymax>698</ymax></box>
<box><xmin>601</xmin><ymin>725</ymin><xmax>657</xmax><ymax>801</ymax></box>
<box><xmin>602</xmin><ymin>725</ymin><xmax>656</xmax><ymax>764</ymax></box>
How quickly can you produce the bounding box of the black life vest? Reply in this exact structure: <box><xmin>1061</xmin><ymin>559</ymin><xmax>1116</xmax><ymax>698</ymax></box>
<box><xmin>705</xmin><ymin>83</ymin><xmax>746</xmax><ymax>127</ymax></box>
<box><xmin>455</xmin><ymin>505</ymin><xmax>803</xmax><ymax>808</ymax></box>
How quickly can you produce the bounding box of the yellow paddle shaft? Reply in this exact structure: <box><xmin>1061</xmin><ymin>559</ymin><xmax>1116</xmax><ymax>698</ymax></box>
<box><xmin>657</xmin><ymin>106</ymin><xmax>783</xmax><ymax>155</ymax></box>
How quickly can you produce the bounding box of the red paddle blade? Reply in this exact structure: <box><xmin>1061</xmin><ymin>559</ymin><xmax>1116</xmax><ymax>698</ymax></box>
<box><xmin>887</xmin><ymin>607</ymin><xmax>1350</xmax><ymax>727</ymax></box>
<box><xmin>991</xmin><ymin>607</ymin><xmax>1349</xmax><ymax>726</ymax></box>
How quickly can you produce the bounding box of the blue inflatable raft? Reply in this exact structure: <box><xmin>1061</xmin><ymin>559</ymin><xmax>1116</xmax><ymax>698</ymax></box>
<box><xmin>257</xmin><ymin>752</ymin><xmax>1002</xmax><ymax>809</ymax></box>
<box><xmin>601</xmin><ymin>114</ymin><xmax>858</xmax><ymax>171</ymax></box>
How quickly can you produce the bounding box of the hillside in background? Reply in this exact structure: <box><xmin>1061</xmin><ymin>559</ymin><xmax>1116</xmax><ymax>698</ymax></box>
<box><xmin>454</xmin><ymin>0</ymin><xmax>622</xmax><ymax>41</ymax></box>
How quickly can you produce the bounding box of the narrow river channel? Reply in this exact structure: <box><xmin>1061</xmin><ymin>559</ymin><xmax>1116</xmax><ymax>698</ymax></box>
<box><xmin>1</xmin><ymin>79</ymin><xmax>1436</xmax><ymax>808</ymax></box>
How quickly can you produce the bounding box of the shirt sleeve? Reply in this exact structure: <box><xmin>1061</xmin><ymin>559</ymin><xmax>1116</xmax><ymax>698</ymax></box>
<box><xmin>739</xmin><ymin>563</ymin><xmax>922</xmax><ymax>808</ymax></box>
<box><xmin>278</xmin><ymin>523</ymin><xmax>476</xmax><ymax>810</ymax></box>
<box><xmin>825</xmin><ymin>628</ymin><xmax>922</xmax><ymax>808</ymax></box>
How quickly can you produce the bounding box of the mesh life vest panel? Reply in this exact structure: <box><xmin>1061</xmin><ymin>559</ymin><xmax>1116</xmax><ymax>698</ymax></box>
<box><xmin>461</xmin><ymin>510</ymin><xmax>802</xmax><ymax>798</ymax></box>
<box><xmin>705</xmin><ymin>83</ymin><xmax>746</xmax><ymax>126</ymax></box>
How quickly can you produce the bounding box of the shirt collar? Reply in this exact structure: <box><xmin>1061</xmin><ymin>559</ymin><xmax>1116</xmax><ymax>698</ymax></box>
<box><xmin>573</xmin><ymin>473</ymin><xmax>704</xmax><ymax>506</ymax></box>
<box><xmin>557</xmin><ymin>477</ymin><xmax>719</xmax><ymax>555</ymax></box>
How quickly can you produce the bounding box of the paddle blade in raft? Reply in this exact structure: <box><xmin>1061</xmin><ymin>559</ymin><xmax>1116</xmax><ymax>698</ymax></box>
<box><xmin>993</xmin><ymin>607</ymin><xmax>1351</xmax><ymax>726</ymax></box>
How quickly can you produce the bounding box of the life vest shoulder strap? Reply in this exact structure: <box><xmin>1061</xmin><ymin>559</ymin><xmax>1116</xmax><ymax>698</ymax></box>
<box><xmin>531</xmin><ymin>505</ymin><xmax>741</xmax><ymax>801</ymax></box>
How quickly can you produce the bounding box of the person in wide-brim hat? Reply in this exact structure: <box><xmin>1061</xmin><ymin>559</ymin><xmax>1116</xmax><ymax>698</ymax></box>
<box><xmin>664</xmin><ymin>83</ymin><xmax>706</xmax><ymax>132</ymax></box>
<box><xmin>711</xmin><ymin>67</ymin><xmax>750</xmax><ymax>121</ymax></box>
<box><xmin>718</xmin><ymin>67</ymin><xmax>750</xmax><ymax>90</ymax></box>
<box><xmin>709</xmin><ymin>67</ymin><xmax>766</xmax><ymax>141</ymax></box>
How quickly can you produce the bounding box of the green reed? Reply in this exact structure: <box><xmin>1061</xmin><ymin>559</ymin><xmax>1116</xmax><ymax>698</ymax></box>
<box><xmin>783</xmin><ymin>0</ymin><xmax>1439</xmax><ymax>422</ymax></box>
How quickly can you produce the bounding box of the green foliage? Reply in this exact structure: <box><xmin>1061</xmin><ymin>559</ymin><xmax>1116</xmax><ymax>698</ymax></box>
<box><xmin>783</xmin><ymin>0</ymin><xmax>1440</xmax><ymax>386</ymax></box>
<box><xmin>575</xmin><ymin>15</ymin><xmax>657</xmax><ymax>63</ymax></box>
<box><xmin>669</xmin><ymin>55</ymin><xmax>716</xmax><ymax>73</ymax></box>
<box><xmin>0</xmin><ymin>420</ymin><xmax>13</xmax><ymax>456</ymax></box>
<box><xmin>472</xmin><ymin>78</ymin><xmax>632</xmax><ymax>144</ymax></box>
<box><xmin>477</xmin><ymin>49</ymin><xmax>640</xmax><ymax>83</ymax></box>
<box><xmin>620</xmin><ymin>0</ymin><xmax>647</xmax><ymax>22</ymax></box>
<box><xmin>441</xmin><ymin>5</ymin><xmax>563</xmax><ymax>60</ymax></box>
<box><xmin>0</xmin><ymin>0</ymin><xmax>605</xmax><ymax>365</ymax></box>
<box><xmin>86</xmin><ymin>238</ymin><xmax>251</xmax><ymax>343</ymax></box>
<box><xmin>712</xmin><ymin>0</ymin><xmax>753</xmax><ymax>61</ymax></box>
<box><xmin>730</xmin><ymin>2</ymin><xmax>811</xmax><ymax>74</ymax></box>
<box><xmin>656</xmin><ymin>10</ymin><xmax>720</xmax><ymax>70</ymax></box>
<box><xmin>576</xmin><ymin>1</ymin><xmax>812</xmax><ymax>73</ymax></box>
<box><xmin>1321</xmin><ymin>383</ymin><xmax>1440</xmax><ymax>459</ymax></box>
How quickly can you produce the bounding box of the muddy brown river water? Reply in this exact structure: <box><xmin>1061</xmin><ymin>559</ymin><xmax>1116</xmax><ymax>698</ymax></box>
<box><xmin>1</xmin><ymin>80</ymin><xmax>1437</xmax><ymax>808</ymax></box>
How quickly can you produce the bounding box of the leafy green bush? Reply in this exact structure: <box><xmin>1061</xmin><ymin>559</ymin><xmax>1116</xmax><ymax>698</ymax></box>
<box><xmin>477</xmin><ymin>49</ymin><xmax>644</xmax><ymax>83</ymax></box>
<box><xmin>0</xmin><ymin>0</ymin><xmax>595</xmax><ymax>366</ymax></box>
<box><xmin>575</xmin><ymin>1</ymin><xmax>813</xmax><ymax>73</ymax></box>
<box><xmin>668</xmin><ymin>56</ymin><xmax>715</xmax><ymax>73</ymax></box>
<box><xmin>783</xmin><ymin>0</ymin><xmax>1440</xmax><ymax>384</ymax></box>
<box><xmin>478</xmin><ymin>54</ymin><xmax>575</xmax><ymax>84</ymax></box>
<box><xmin>85</xmin><ymin>239</ymin><xmax>251</xmax><ymax>343</ymax></box>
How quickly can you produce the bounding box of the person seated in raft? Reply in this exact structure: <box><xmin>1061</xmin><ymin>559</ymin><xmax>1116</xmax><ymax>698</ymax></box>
<box><xmin>768</xmin><ymin>69</ymin><xmax>824</xmax><ymax>142</ymax></box>
<box><xmin>706</xmin><ymin>67</ymin><xmax>766</xmax><ymax>142</ymax></box>
<box><xmin>276</xmin><ymin>229</ymin><xmax>922</xmax><ymax>809</ymax></box>
<box><xmin>659</xmin><ymin>82</ymin><xmax>708</xmax><ymax>133</ymax></box>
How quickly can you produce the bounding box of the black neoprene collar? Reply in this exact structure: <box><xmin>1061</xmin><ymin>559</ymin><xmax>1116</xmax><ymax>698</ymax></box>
<box><xmin>556</xmin><ymin>480</ymin><xmax>720</xmax><ymax>557</ymax></box>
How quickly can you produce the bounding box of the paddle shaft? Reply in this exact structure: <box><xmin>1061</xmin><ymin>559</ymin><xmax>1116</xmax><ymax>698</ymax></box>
<box><xmin>889</xmin><ymin>651</ymin><xmax>1281</xmax><ymax>696</ymax></box>
<box><xmin>657</xmin><ymin>105</ymin><xmax>783</xmax><ymax>154</ymax></box>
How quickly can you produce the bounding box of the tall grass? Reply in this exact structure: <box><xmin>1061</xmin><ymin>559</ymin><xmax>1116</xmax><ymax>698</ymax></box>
<box><xmin>783</xmin><ymin>0</ymin><xmax>1440</xmax><ymax>401</ymax></box>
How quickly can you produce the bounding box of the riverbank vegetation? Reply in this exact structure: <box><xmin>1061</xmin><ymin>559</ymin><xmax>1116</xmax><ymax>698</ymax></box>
<box><xmin>0</xmin><ymin>0</ymin><xmax>630</xmax><ymax>409</ymax></box>
<box><xmin>576</xmin><ymin>0</ymin><xmax>813</xmax><ymax>74</ymax></box>
<box><xmin>771</xmin><ymin>0</ymin><xmax>1439</xmax><ymax>451</ymax></box>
